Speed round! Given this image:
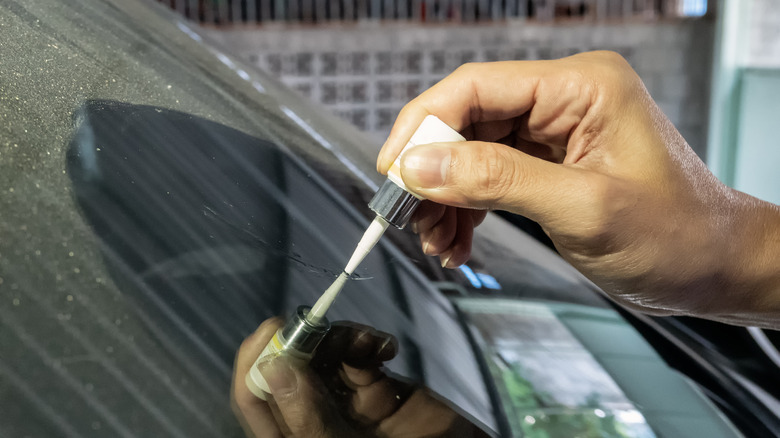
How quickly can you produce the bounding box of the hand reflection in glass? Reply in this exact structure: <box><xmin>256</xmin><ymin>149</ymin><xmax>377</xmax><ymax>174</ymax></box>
<box><xmin>232</xmin><ymin>318</ymin><xmax>491</xmax><ymax>438</ymax></box>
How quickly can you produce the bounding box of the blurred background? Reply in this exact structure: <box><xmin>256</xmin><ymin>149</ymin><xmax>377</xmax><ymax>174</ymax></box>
<box><xmin>156</xmin><ymin>0</ymin><xmax>778</xmax><ymax>204</ymax></box>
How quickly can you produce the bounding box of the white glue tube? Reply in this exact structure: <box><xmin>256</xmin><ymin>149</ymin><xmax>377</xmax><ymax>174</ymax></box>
<box><xmin>245</xmin><ymin>306</ymin><xmax>329</xmax><ymax>400</ymax></box>
<box><xmin>368</xmin><ymin>115</ymin><xmax>466</xmax><ymax>229</ymax></box>
<box><xmin>308</xmin><ymin>216</ymin><xmax>389</xmax><ymax>325</ymax></box>
<box><xmin>308</xmin><ymin>115</ymin><xmax>466</xmax><ymax>327</ymax></box>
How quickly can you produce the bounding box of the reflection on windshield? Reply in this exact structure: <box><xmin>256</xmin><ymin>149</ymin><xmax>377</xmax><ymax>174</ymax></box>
<box><xmin>66</xmin><ymin>99</ymin><xmax>394</xmax><ymax>367</ymax></box>
<box><xmin>59</xmin><ymin>100</ymin><xmax>494</xmax><ymax>435</ymax></box>
<box><xmin>460</xmin><ymin>300</ymin><xmax>656</xmax><ymax>438</ymax></box>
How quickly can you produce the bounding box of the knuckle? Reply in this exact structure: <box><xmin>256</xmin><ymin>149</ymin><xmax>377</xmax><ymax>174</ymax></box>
<box><xmin>594</xmin><ymin>51</ymin><xmax>641</xmax><ymax>91</ymax></box>
<box><xmin>452</xmin><ymin>61</ymin><xmax>482</xmax><ymax>80</ymax></box>
<box><xmin>581</xmin><ymin>50</ymin><xmax>631</xmax><ymax>74</ymax></box>
<box><xmin>594</xmin><ymin>50</ymin><xmax>628</xmax><ymax>65</ymax></box>
<box><xmin>573</xmin><ymin>50</ymin><xmax>637</xmax><ymax>92</ymax></box>
<box><xmin>464</xmin><ymin>146</ymin><xmax>521</xmax><ymax>209</ymax></box>
<box><xmin>455</xmin><ymin>61</ymin><xmax>478</xmax><ymax>73</ymax></box>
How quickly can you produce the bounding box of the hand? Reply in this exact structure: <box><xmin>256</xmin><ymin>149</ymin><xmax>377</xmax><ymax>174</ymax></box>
<box><xmin>378</xmin><ymin>51</ymin><xmax>780</xmax><ymax>327</ymax></box>
<box><xmin>232</xmin><ymin>318</ymin><xmax>491</xmax><ymax>437</ymax></box>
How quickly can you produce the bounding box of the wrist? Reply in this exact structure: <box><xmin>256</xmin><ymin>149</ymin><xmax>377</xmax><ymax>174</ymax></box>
<box><xmin>715</xmin><ymin>190</ymin><xmax>780</xmax><ymax>327</ymax></box>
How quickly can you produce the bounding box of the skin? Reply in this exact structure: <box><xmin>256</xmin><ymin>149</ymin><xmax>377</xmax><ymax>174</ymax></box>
<box><xmin>377</xmin><ymin>51</ymin><xmax>780</xmax><ymax>328</ymax></box>
<box><xmin>232</xmin><ymin>51</ymin><xmax>780</xmax><ymax>437</ymax></box>
<box><xmin>232</xmin><ymin>318</ymin><xmax>491</xmax><ymax>438</ymax></box>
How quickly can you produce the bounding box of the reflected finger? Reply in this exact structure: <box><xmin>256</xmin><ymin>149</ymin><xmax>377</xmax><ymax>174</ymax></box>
<box><xmin>231</xmin><ymin>318</ymin><xmax>285</xmax><ymax>437</ymax></box>
<box><xmin>377</xmin><ymin>388</ymin><xmax>477</xmax><ymax>437</ymax></box>
<box><xmin>346</xmin><ymin>372</ymin><xmax>415</xmax><ymax>425</ymax></box>
<box><xmin>340</xmin><ymin>364</ymin><xmax>384</xmax><ymax>389</ymax></box>
<box><xmin>314</xmin><ymin>323</ymin><xmax>398</xmax><ymax>370</ymax></box>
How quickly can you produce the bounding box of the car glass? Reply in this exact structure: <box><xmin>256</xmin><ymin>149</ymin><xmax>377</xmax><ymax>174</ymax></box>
<box><xmin>0</xmin><ymin>1</ymin><xmax>493</xmax><ymax>436</ymax></box>
<box><xmin>0</xmin><ymin>1</ymin><xmax>757</xmax><ymax>438</ymax></box>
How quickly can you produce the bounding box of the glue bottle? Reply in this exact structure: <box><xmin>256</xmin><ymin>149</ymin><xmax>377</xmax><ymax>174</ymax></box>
<box><xmin>369</xmin><ymin>115</ymin><xmax>466</xmax><ymax>229</ymax></box>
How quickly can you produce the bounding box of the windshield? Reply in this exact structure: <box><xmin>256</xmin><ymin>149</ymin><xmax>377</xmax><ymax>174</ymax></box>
<box><xmin>0</xmin><ymin>1</ymin><xmax>753</xmax><ymax>437</ymax></box>
<box><xmin>0</xmin><ymin>1</ymin><xmax>491</xmax><ymax>436</ymax></box>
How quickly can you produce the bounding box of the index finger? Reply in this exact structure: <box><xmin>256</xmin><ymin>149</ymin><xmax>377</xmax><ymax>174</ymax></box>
<box><xmin>313</xmin><ymin>321</ymin><xmax>398</xmax><ymax>369</ymax></box>
<box><xmin>377</xmin><ymin>60</ymin><xmax>542</xmax><ymax>173</ymax></box>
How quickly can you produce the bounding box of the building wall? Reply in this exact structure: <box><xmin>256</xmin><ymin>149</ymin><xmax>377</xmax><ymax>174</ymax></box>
<box><xmin>201</xmin><ymin>18</ymin><xmax>714</xmax><ymax>158</ymax></box>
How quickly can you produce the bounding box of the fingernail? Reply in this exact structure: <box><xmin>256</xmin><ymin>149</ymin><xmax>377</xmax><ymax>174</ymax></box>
<box><xmin>410</xmin><ymin>220</ymin><xmax>419</xmax><ymax>234</ymax></box>
<box><xmin>259</xmin><ymin>356</ymin><xmax>297</xmax><ymax>396</ymax></box>
<box><xmin>353</xmin><ymin>330</ymin><xmax>371</xmax><ymax>347</ymax></box>
<box><xmin>441</xmin><ymin>254</ymin><xmax>452</xmax><ymax>268</ymax></box>
<box><xmin>401</xmin><ymin>145</ymin><xmax>451</xmax><ymax>189</ymax></box>
<box><xmin>423</xmin><ymin>240</ymin><xmax>431</xmax><ymax>255</ymax></box>
<box><xmin>379</xmin><ymin>335</ymin><xmax>396</xmax><ymax>353</ymax></box>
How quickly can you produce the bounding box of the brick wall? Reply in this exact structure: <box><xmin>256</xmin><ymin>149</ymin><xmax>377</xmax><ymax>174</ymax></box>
<box><xmin>201</xmin><ymin>18</ymin><xmax>714</xmax><ymax>158</ymax></box>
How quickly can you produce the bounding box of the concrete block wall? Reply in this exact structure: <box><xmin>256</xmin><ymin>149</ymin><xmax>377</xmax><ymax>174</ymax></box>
<box><xmin>201</xmin><ymin>18</ymin><xmax>714</xmax><ymax>158</ymax></box>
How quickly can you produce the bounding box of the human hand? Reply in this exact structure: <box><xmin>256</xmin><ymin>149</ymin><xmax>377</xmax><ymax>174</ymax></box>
<box><xmin>378</xmin><ymin>51</ymin><xmax>780</xmax><ymax>327</ymax></box>
<box><xmin>232</xmin><ymin>318</ymin><xmax>491</xmax><ymax>437</ymax></box>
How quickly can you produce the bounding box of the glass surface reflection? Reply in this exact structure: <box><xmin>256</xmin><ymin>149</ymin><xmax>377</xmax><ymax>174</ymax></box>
<box><xmin>459</xmin><ymin>300</ymin><xmax>656</xmax><ymax>438</ymax></box>
<box><xmin>62</xmin><ymin>100</ymin><xmax>492</xmax><ymax>435</ymax></box>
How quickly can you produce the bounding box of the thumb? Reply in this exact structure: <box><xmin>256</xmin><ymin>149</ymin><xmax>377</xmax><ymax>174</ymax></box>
<box><xmin>399</xmin><ymin>141</ymin><xmax>593</xmax><ymax>226</ymax></box>
<box><xmin>259</xmin><ymin>356</ymin><xmax>339</xmax><ymax>438</ymax></box>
